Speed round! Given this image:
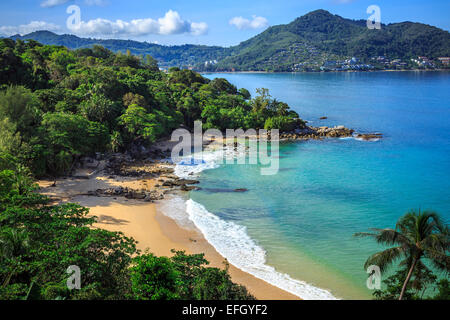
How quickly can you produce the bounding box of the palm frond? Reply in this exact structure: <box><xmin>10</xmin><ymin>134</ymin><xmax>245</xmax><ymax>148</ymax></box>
<box><xmin>355</xmin><ymin>228</ymin><xmax>411</xmax><ymax>247</ymax></box>
<box><xmin>364</xmin><ymin>246</ymin><xmax>405</xmax><ymax>273</ymax></box>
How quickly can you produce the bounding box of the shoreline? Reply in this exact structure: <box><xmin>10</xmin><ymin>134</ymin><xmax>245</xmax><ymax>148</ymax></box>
<box><xmin>38</xmin><ymin>163</ymin><xmax>299</xmax><ymax>300</ymax></box>
<box><xmin>200</xmin><ymin>69</ymin><xmax>450</xmax><ymax>74</ymax></box>
<box><xmin>37</xmin><ymin>131</ymin><xmax>379</xmax><ymax>300</ymax></box>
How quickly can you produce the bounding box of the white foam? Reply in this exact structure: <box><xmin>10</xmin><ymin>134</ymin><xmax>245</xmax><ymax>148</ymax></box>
<box><xmin>173</xmin><ymin>147</ymin><xmax>244</xmax><ymax>178</ymax></box>
<box><xmin>155</xmin><ymin>195</ymin><xmax>196</xmax><ymax>231</ymax></box>
<box><xmin>173</xmin><ymin>152</ymin><xmax>220</xmax><ymax>178</ymax></box>
<box><xmin>185</xmin><ymin>199</ymin><xmax>338</xmax><ymax>300</ymax></box>
<box><xmin>170</xmin><ymin>145</ymin><xmax>339</xmax><ymax>300</ymax></box>
<box><xmin>354</xmin><ymin>137</ymin><xmax>381</xmax><ymax>142</ymax></box>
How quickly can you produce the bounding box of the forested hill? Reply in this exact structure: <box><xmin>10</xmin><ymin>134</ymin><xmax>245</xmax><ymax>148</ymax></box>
<box><xmin>212</xmin><ymin>10</ymin><xmax>450</xmax><ymax>71</ymax></box>
<box><xmin>0</xmin><ymin>38</ymin><xmax>302</xmax><ymax>177</ymax></box>
<box><xmin>9</xmin><ymin>31</ymin><xmax>229</xmax><ymax>69</ymax></box>
<box><xmin>6</xmin><ymin>9</ymin><xmax>450</xmax><ymax>72</ymax></box>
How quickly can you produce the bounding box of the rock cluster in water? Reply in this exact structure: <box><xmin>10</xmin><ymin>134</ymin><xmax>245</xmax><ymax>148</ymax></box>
<box><xmin>279</xmin><ymin>126</ymin><xmax>382</xmax><ymax>141</ymax></box>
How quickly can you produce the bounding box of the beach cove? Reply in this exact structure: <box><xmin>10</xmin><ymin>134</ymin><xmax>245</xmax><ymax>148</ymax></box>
<box><xmin>38</xmin><ymin>71</ymin><xmax>450</xmax><ymax>300</ymax></box>
<box><xmin>38</xmin><ymin>156</ymin><xmax>299</xmax><ymax>300</ymax></box>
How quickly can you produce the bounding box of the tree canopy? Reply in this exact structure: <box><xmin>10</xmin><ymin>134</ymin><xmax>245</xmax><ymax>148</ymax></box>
<box><xmin>0</xmin><ymin>38</ymin><xmax>302</xmax><ymax>177</ymax></box>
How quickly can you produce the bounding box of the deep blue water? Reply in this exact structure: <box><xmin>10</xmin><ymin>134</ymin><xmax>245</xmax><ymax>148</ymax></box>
<box><xmin>190</xmin><ymin>72</ymin><xmax>450</xmax><ymax>299</ymax></box>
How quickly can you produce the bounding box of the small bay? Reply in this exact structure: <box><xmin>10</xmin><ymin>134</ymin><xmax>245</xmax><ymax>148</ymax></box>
<box><xmin>184</xmin><ymin>71</ymin><xmax>450</xmax><ymax>299</ymax></box>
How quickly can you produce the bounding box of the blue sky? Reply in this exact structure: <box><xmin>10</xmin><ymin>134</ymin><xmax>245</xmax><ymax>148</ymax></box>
<box><xmin>0</xmin><ymin>0</ymin><xmax>448</xmax><ymax>46</ymax></box>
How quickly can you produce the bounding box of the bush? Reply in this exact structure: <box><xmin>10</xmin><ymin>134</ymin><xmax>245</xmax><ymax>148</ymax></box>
<box><xmin>130</xmin><ymin>253</ymin><xmax>180</xmax><ymax>300</ymax></box>
<box><xmin>40</xmin><ymin>112</ymin><xmax>109</xmax><ymax>174</ymax></box>
<box><xmin>264</xmin><ymin>116</ymin><xmax>299</xmax><ymax>132</ymax></box>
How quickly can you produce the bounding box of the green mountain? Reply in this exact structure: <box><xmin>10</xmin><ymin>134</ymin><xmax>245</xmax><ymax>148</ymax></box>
<box><xmin>9</xmin><ymin>31</ymin><xmax>229</xmax><ymax>69</ymax></box>
<box><xmin>212</xmin><ymin>10</ymin><xmax>450</xmax><ymax>71</ymax></box>
<box><xmin>7</xmin><ymin>10</ymin><xmax>450</xmax><ymax>71</ymax></box>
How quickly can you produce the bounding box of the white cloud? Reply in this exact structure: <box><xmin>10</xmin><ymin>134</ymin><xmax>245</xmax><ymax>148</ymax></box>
<box><xmin>68</xmin><ymin>10</ymin><xmax>208</xmax><ymax>36</ymax></box>
<box><xmin>0</xmin><ymin>21</ymin><xmax>61</xmax><ymax>36</ymax></box>
<box><xmin>189</xmin><ymin>22</ymin><xmax>209</xmax><ymax>36</ymax></box>
<box><xmin>41</xmin><ymin>0</ymin><xmax>107</xmax><ymax>7</ymax></box>
<box><xmin>84</xmin><ymin>0</ymin><xmax>108</xmax><ymax>6</ymax></box>
<box><xmin>40</xmin><ymin>0</ymin><xmax>70</xmax><ymax>8</ymax></box>
<box><xmin>229</xmin><ymin>15</ymin><xmax>268</xmax><ymax>30</ymax></box>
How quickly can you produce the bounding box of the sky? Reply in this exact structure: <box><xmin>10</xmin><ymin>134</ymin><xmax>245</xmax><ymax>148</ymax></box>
<box><xmin>0</xmin><ymin>0</ymin><xmax>448</xmax><ymax>47</ymax></box>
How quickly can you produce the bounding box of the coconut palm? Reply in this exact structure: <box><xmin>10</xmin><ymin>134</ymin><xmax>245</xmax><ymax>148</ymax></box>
<box><xmin>355</xmin><ymin>210</ymin><xmax>449</xmax><ymax>300</ymax></box>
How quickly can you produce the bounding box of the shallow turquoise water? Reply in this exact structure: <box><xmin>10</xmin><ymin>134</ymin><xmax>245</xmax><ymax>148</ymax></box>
<box><xmin>191</xmin><ymin>72</ymin><xmax>450</xmax><ymax>299</ymax></box>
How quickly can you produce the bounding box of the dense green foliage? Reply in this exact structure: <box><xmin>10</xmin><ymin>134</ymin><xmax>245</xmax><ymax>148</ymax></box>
<box><xmin>373</xmin><ymin>268</ymin><xmax>449</xmax><ymax>300</ymax></box>
<box><xmin>355</xmin><ymin>210</ymin><xmax>449</xmax><ymax>300</ymax></box>
<box><xmin>0</xmin><ymin>158</ymin><xmax>254</xmax><ymax>300</ymax></box>
<box><xmin>130</xmin><ymin>250</ymin><xmax>253</xmax><ymax>300</ymax></box>
<box><xmin>0</xmin><ymin>155</ymin><xmax>137</xmax><ymax>299</ymax></box>
<box><xmin>0</xmin><ymin>38</ymin><xmax>301</xmax><ymax>177</ymax></box>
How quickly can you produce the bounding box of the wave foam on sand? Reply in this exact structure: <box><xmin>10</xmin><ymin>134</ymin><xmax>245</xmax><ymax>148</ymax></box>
<box><xmin>167</xmin><ymin>149</ymin><xmax>338</xmax><ymax>300</ymax></box>
<box><xmin>186</xmin><ymin>199</ymin><xmax>337</xmax><ymax>300</ymax></box>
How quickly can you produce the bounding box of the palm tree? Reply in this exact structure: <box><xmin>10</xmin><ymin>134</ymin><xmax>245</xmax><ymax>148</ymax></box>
<box><xmin>355</xmin><ymin>210</ymin><xmax>449</xmax><ymax>300</ymax></box>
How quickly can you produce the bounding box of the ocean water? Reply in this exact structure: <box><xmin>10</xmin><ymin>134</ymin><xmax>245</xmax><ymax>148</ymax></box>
<box><xmin>169</xmin><ymin>72</ymin><xmax>450</xmax><ymax>299</ymax></box>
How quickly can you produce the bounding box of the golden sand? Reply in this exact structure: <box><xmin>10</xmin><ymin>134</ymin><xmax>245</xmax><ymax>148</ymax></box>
<box><xmin>39</xmin><ymin>173</ymin><xmax>299</xmax><ymax>300</ymax></box>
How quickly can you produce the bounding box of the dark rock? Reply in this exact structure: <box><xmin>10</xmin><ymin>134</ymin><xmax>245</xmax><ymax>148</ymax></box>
<box><xmin>125</xmin><ymin>191</ymin><xmax>146</xmax><ymax>200</ymax></box>
<box><xmin>356</xmin><ymin>133</ymin><xmax>383</xmax><ymax>141</ymax></box>
<box><xmin>181</xmin><ymin>185</ymin><xmax>201</xmax><ymax>192</ymax></box>
<box><xmin>163</xmin><ymin>179</ymin><xmax>200</xmax><ymax>187</ymax></box>
<box><xmin>179</xmin><ymin>179</ymin><xmax>200</xmax><ymax>185</ymax></box>
<box><xmin>72</xmin><ymin>175</ymin><xmax>90</xmax><ymax>180</ymax></box>
<box><xmin>234</xmin><ymin>188</ymin><xmax>248</xmax><ymax>192</ymax></box>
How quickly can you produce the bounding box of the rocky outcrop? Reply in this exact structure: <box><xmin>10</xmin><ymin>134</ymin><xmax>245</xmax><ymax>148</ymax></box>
<box><xmin>162</xmin><ymin>179</ymin><xmax>200</xmax><ymax>187</ymax></box>
<box><xmin>355</xmin><ymin>133</ymin><xmax>383</xmax><ymax>141</ymax></box>
<box><xmin>314</xmin><ymin>125</ymin><xmax>354</xmax><ymax>137</ymax></box>
<box><xmin>105</xmin><ymin>153</ymin><xmax>174</xmax><ymax>177</ymax></box>
<box><xmin>280</xmin><ymin>126</ymin><xmax>354</xmax><ymax>140</ymax></box>
<box><xmin>87</xmin><ymin>187</ymin><xmax>164</xmax><ymax>202</ymax></box>
<box><xmin>181</xmin><ymin>185</ymin><xmax>201</xmax><ymax>192</ymax></box>
<box><xmin>280</xmin><ymin>125</ymin><xmax>381</xmax><ymax>141</ymax></box>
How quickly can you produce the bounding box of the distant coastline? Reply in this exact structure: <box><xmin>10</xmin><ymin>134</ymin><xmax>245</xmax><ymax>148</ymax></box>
<box><xmin>200</xmin><ymin>69</ymin><xmax>450</xmax><ymax>75</ymax></box>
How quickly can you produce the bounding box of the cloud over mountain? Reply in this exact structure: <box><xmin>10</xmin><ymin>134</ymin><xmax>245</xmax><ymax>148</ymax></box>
<box><xmin>229</xmin><ymin>15</ymin><xmax>268</xmax><ymax>30</ymax></box>
<box><xmin>0</xmin><ymin>21</ymin><xmax>61</xmax><ymax>36</ymax></box>
<box><xmin>68</xmin><ymin>10</ymin><xmax>208</xmax><ymax>36</ymax></box>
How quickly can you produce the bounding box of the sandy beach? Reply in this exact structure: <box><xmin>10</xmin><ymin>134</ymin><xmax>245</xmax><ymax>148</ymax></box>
<box><xmin>38</xmin><ymin>161</ymin><xmax>298</xmax><ymax>300</ymax></box>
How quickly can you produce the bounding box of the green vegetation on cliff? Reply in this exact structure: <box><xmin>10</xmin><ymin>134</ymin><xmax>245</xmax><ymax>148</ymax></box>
<box><xmin>211</xmin><ymin>10</ymin><xmax>450</xmax><ymax>71</ymax></box>
<box><xmin>0</xmin><ymin>38</ymin><xmax>301</xmax><ymax>177</ymax></box>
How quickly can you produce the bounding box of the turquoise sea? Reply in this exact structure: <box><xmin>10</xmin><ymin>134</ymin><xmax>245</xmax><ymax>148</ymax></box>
<box><xmin>170</xmin><ymin>72</ymin><xmax>450</xmax><ymax>299</ymax></box>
